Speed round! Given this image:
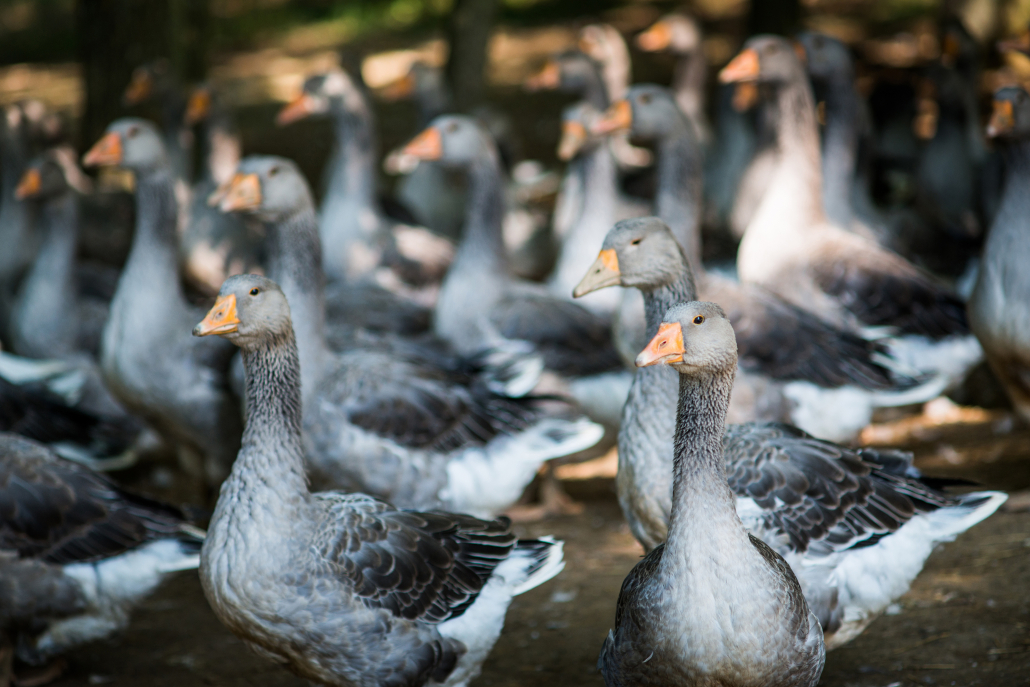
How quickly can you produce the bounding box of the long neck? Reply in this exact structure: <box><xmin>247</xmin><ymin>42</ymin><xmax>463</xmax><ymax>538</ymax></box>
<box><xmin>201</xmin><ymin>113</ymin><xmax>241</xmax><ymax>186</ymax></box>
<box><xmin>672</xmin><ymin>50</ymin><xmax>707</xmax><ymax>126</ymax></box>
<box><xmin>232</xmin><ymin>331</ymin><xmax>310</xmax><ymax>505</ymax></box>
<box><xmin>656</xmin><ymin>130</ymin><xmax>704</xmax><ymax>276</ymax></box>
<box><xmin>266</xmin><ymin>205</ymin><xmax>328</xmax><ymax>404</ymax></box>
<box><xmin>661</xmin><ymin>366</ymin><xmax>743</xmax><ymax>564</ymax></box>
<box><xmin>26</xmin><ymin>192</ymin><xmax>78</xmax><ymax>297</ymax></box>
<box><xmin>1000</xmin><ymin>139</ymin><xmax>1030</xmax><ymax>208</ymax></box>
<box><xmin>453</xmin><ymin>151</ymin><xmax>508</xmax><ymax>275</ymax></box>
<box><xmin>122</xmin><ymin>168</ymin><xmax>185</xmax><ymax>302</ymax></box>
<box><xmin>329</xmin><ymin>106</ymin><xmax>378</xmax><ymax>210</ymax></box>
<box><xmin>579</xmin><ymin>71</ymin><xmax>611</xmax><ymax>111</ymax></box>
<box><xmin>820</xmin><ymin>71</ymin><xmax>859</xmax><ymax>228</ymax></box>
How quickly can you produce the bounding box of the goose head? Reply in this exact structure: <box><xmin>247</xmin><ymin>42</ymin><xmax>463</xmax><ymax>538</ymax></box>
<box><xmin>591</xmin><ymin>84</ymin><xmax>686</xmax><ymax>140</ymax></box>
<box><xmin>556</xmin><ymin>102</ymin><xmax>604</xmax><ymax>161</ymax></box>
<box><xmin>720</xmin><ymin>35</ymin><xmax>806</xmax><ymax>87</ymax></box>
<box><xmin>381</xmin><ymin>61</ymin><xmax>445</xmax><ymax>102</ymax></box>
<box><xmin>194</xmin><ymin>274</ymin><xmax>292</xmax><ymax>349</ymax></box>
<box><xmin>987</xmin><ymin>86</ymin><xmax>1030</xmax><ymax>139</ymax></box>
<box><xmin>795</xmin><ymin>31</ymin><xmax>853</xmax><ymax>83</ymax></box>
<box><xmin>212</xmin><ymin>155</ymin><xmax>313</xmax><ymax>222</ymax></box>
<box><xmin>574</xmin><ymin>217</ymin><xmax>686</xmax><ymax>297</ymax></box>
<box><xmin>123</xmin><ymin>59</ymin><xmax>176</xmax><ymax>106</ymax></box>
<box><xmin>636</xmin><ymin>301</ymin><xmax>736</xmax><ymax>375</ymax></box>
<box><xmin>82</xmin><ymin>118</ymin><xmax>167</xmax><ymax>173</ymax></box>
<box><xmin>401</xmin><ymin>115</ymin><xmax>496</xmax><ymax>170</ymax></box>
<box><xmin>277</xmin><ymin>68</ymin><xmax>366</xmax><ymax>126</ymax></box>
<box><xmin>185</xmin><ymin>84</ymin><xmax>216</xmax><ymax>126</ymax></box>
<box><xmin>636</xmin><ymin>13</ymin><xmax>702</xmax><ymax>56</ymax></box>
<box><xmin>16</xmin><ymin>146</ymin><xmax>92</xmax><ymax>200</ymax></box>
<box><xmin>524</xmin><ymin>51</ymin><xmax>602</xmax><ymax>94</ymax></box>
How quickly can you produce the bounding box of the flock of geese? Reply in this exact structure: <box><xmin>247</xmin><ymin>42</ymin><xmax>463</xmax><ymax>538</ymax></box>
<box><xmin>2</xmin><ymin>11</ymin><xmax>1029</xmax><ymax>687</ymax></box>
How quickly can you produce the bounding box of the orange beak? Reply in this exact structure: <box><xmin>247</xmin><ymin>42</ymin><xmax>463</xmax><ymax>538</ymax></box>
<box><xmin>557</xmin><ymin>120</ymin><xmax>588</xmax><ymax>161</ymax></box>
<box><xmin>731</xmin><ymin>82</ymin><xmax>759</xmax><ymax>112</ymax></box>
<box><xmin>987</xmin><ymin>99</ymin><xmax>1015</xmax><ymax>138</ymax></box>
<box><xmin>185</xmin><ymin>88</ymin><xmax>212</xmax><ymax>126</ymax></box>
<box><xmin>380</xmin><ymin>72</ymin><xmax>416</xmax><ymax>100</ymax></box>
<box><xmin>276</xmin><ymin>93</ymin><xmax>317</xmax><ymax>126</ymax></box>
<box><xmin>636</xmin><ymin>321</ymin><xmax>684</xmax><ymax>367</ymax></box>
<box><xmin>194</xmin><ymin>294</ymin><xmax>240</xmax><ymax>336</ymax></box>
<box><xmin>216</xmin><ymin>173</ymin><xmax>262</xmax><ymax>212</ymax></box>
<box><xmin>82</xmin><ymin>132</ymin><xmax>123</xmax><ymax>167</ymax></box>
<box><xmin>591</xmin><ymin>99</ymin><xmax>632</xmax><ymax>136</ymax></box>
<box><xmin>123</xmin><ymin>71</ymin><xmax>152</xmax><ymax>105</ymax></box>
<box><xmin>719</xmin><ymin>47</ymin><xmax>761</xmax><ymax>83</ymax></box>
<box><xmin>524</xmin><ymin>61</ymin><xmax>561</xmax><ymax>91</ymax></box>
<box><xmin>573</xmin><ymin>248</ymin><xmax>621</xmax><ymax>298</ymax></box>
<box><xmin>402</xmin><ymin>126</ymin><xmax>443</xmax><ymax>161</ymax></box>
<box><xmin>14</xmin><ymin>168</ymin><xmax>41</xmax><ymax>200</ymax></box>
<box><xmin>636</xmin><ymin>21</ymin><xmax>672</xmax><ymax>52</ymax></box>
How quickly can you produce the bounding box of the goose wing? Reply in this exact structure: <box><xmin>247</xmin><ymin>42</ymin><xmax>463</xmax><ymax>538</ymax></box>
<box><xmin>314</xmin><ymin>493</ymin><xmax>517</xmax><ymax>623</ymax></box>
<box><xmin>0</xmin><ymin>433</ymin><xmax>194</xmax><ymax>564</ymax></box>
<box><xmin>724</xmin><ymin>423</ymin><xmax>957</xmax><ymax>557</ymax></box>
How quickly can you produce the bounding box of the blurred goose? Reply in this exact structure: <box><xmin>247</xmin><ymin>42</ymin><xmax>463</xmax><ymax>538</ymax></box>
<box><xmin>969</xmin><ymin>87</ymin><xmax>1030</xmax><ymax>421</ymax></box>
<box><xmin>215</xmin><ymin>158</ymin><xmax>602</xmax><ymax>516</ymax></box>
<box><xmin>402</xmin><ymin>116</ymin><xmax>629</xmax><ymax>427</ymax></box>
<box><xmin>0</xmin><ymin>432</ymin><xmax>203</xmax><ymax>682</ymax></box>
<box><xmin>193</xmin><ymin>273</ymin><xmax>565</xmax><ymax>687</ymax></box>
<box><xmin>720</xmin><ymin>36</ymin><xmax>982</xmax><ymax>391</ymax></box>
<box><xmin>82</xmin><ymin>119</ymin><xmax>242</xmax><ymax>487</ymax></box>
<box><xmin>9</xmin><ymin>147</ymin><xmax>104</xmax><ymax>359</ymax></box>
<box><xmin>598</xmin><ymin>302</ymin><xmax>825</xmax><ymax>687</ymax></box>
<box><xmin>122</xmin><ymin>60</ymin><xmax>192</xmax><ymax>183</ymax></box>
<box><xmin>179</xmin><ymin>83</ymin><xmax>263</xmax><ymax>294</ymax></box>
<box><xmin>277</xmin><ymin>67</ymin><xmax>453</xmax><ymax>288</ymax></box>
<box><xmin>577</xmin><ymin>217</ymin><xmax>1007</xmax><ymax>647</ymax></box>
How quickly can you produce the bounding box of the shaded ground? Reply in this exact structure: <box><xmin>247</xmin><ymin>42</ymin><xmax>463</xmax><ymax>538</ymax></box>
<box><xmin>46</xmin><ymin>409</ymin><xmax>1030</xmax><ymax>687</ymax></box>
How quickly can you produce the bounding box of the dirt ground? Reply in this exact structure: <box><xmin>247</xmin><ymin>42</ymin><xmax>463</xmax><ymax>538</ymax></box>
<box><xmin>39</xmin><ymin>406</ymin><xmax>1030</xmax><ymax>687</ymax></box>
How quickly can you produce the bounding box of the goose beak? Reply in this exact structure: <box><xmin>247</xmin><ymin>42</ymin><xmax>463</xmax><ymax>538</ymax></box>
<box><xmin>122</xmin><ymin>70</ymin><xmax>152</xmax><ymax>105</ymax></box>
<box><xmin>402</xmin><ymin>126</ymin><xmax>443</xmax><ymax>161</ymax></box>
<box><xmin>573</xmin><ymin>249</ymin><xmax>620</xmax><ymax>297</ymax></box>
<box><xmin>14</xmin><ymin>168</ymin><xmax>41</xmax><ymax>200</ymax></box>
<box><xmin>185</xmin><ymin>88</ymin><xmax>212</xmax><ymax>126</ymax></box>
<box><xmin>216</xmin><ymin>173</ymin><xmax>262</xmax><ymax>212</ymax></box>
<box><xmin>636</xmin><ymin>21</ymin><xmax>672</xmax><ymax>52</ymax></box>
<box><xmin>636</xmin><ymin>321</ymin><xmax>684</xmax><ymax>368</ymax></box>
<box><xmin>524</xmin><ymin>61</ymin><xmax>561</xmax><ymax>91</ymax></box>
<box><xmin>557</xmin><ymin>120</ymin><xmax>588</xmax><ymax>161</ymax></box>
<box><xmin>987</xmin><ymin>99</ymin><xmax>1015</xmax><ymax>138</ymax></box>
<box><xmin>194</xmin><ymin>294</ymin><xmax>239</xmax><ymax>336</ymax></box>
<box><xmin>380</xmin><ymin>72</ymin><xmax>416</xmax><ymax>100</ymax></box>
<box><xmin>731</xmin><ymin>82</ymin><xmax>759</xmax><ymax>112</ymax></box>
<box><xmin>719</xmin><ymin>48</ymin><xmax>760</xmax><ymax>83</ymax></box>
<box><xmin>592</xmin><ymin>99</ymin><xmax>632</xmax><ymax>136</ymax></box>
<box><xmin>276</xmin><ymin>93</ymin><xmax>316</xmax><ymax>126</ymax></box>
<box><xmin>82</xmin><ymin>132</ymin><xmax>123</xmax><ymax>167</ymax></box>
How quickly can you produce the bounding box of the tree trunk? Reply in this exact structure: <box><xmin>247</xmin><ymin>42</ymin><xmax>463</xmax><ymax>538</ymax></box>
<box><xmin>445</xmin><ymin>0</ymin><xmax>499</xmax><ymax>112</ymax></box>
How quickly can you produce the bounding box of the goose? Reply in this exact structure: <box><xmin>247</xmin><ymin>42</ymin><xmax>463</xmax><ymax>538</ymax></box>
<box><xmin>720</xmin><ymin>35</ymin><xmax>982</xmax><ymax>392</ymax></box>
<box><xmin>969</xmin><ymin>86</ymin><xmax>1030</xmax><ymax>421</ymax></box>
<box><xmin>179</xmin><ymin>83</ymin><xmax>263</xmax><ymax>295</ymax></box>
<box><xmin>214</xmin><ymin>157</ymin><xmax>602</xmax><ymax>516</ymax></box>
<box><xmin>401</xmin><ymin>116</ymin><xmax>629</xmax><ymax>428</ymax></box>
<box><xmin>0</xmin><ymin>102</ymin><xmax>41</xmax><ymax>331</ymax></box>
<box><xmin>193</xmin><ymin>273</ymin><xmax>565</xmax><ymax>687</ymax></box>
<box><xmin>9</xmin><ymin>146</ymin><xmax>104</xmax><ymax>359</ymax></box>
<box><xmin>276</xmin><ymin>67</ymin><xmax>453</xmax><ymax>288</ymax></box>
<box><xmin>598</xmin><ymin>301</ymin><xmax>825</xmax><ymax>687</ymax></box>
<box><xmin>0</xmin><ymin>432</ymin><xmax>203</xmax><ymax>684</ymax></box>
<box><xmin>122</xmin><ymin>59</ymin><xmax>192</xmax><ymax>183</ymax></box>
<box><xmin>82</xmin><ymin>118</ymin><xmax>242</xmax><ymax>487</ymax></box>
<box><xmin>576</xmin><ymin>216</ymin><xmax>1008</xmax><ymax>647</ymax></box>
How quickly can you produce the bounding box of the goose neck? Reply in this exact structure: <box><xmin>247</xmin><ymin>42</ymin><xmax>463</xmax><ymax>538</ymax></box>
<box><xmin>453</xmin><ymin>154</ymin><xmax>508</xmax><ymax>274</ymax></box>
<box><xmin>580</xmin><ymin>142</ymin><xmax>618</xmax><ymax>209</ymax></box>
<box><xmin>201</xmin><ymin>115</ymin><xmax>241</xmax><ymax>186</ymax></box>
<box><xmin>581</xmin><ymin>72</ymin><xmax>610</xmax><ymax>111</ymax></box>
<box><xmin>819</xmin><ymin>74</ymin><xmax>859</xmax><ymax>227</ymax></box>
<box><xmin>641</xmin><ymin>272</ymin><xmax>698</xmax><ymax>341</ymax></box>
<box><xmin>33</xmin><ymin>193</ymin><xmax>78</xmax><ymax>280</ymax></box>
<box><xmin>672</xmin><ymin>51</ymin><xmax>707</xmax><ymax>123</ymax></box>
<box><xmin>330</xmin><ymin>107</ymin><xmax>378</xmax><ymax>210</ymax></box>
<box><xmin>656</xmin><ymin>131</ymin><xmax>703</xmax><ymax>275</ymax></box>
<box><xmin>231</xmin><ymin>331</ymin><xmax>310</xmax><ymax>505</ymax></box>
<box><xmin>265</xmin><ymin>206</ymin><xmax>328</xmax><ymax>400</ymax></box>
<box><xmin>122</xmin><ymin>169</ymin><xmax>184</xmax><ymax>298</ymax></box>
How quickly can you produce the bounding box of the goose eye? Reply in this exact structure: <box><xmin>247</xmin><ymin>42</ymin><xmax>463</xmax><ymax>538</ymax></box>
<box><xmin>127</xmin><ymin>126</ymin><xmax>139</xmax><ymax>138</ymax></box>
<box><xmin>630</xmin><ymin>238</ymin><xmax>642</xmax><ymax>245</ymax></box>
<box><xmin>693</xmin><ymin>315</ymin><xmax>704</xmax><ymax>325</ymax></box>
<box><xmin>250</xmin><ymin>288</ymin><xmax>260</xmax><ymax>296</ymax></box>
<box><xmin>765</xmin><ymin>44</ymin><xmax>779</xmax><ymax>55</ymax></box>
<box><xmin>639</xmin><ymin>93</ymin><xmax>652</xmax><ymax>105</ymax></box>
<box><xmin>268</xmin><ymin>166</ymin><xmax>279</xmax><ymax>177</ymax></box>
<box><xmin>446</xmin><ymin>122</ymin><xmax>459</xmax><ymax>133</ymax></box>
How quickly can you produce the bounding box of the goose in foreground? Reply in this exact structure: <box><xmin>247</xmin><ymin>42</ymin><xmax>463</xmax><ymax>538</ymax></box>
<box><xmin>598</xmin><ymin>302</ymin><xmax>825</xmax><ymax>687</ymax></box>
<box><xmin>277</xmin><ymin>67</ymin><xmax>453</xmax><ymax>288</ymax></box>
<box><xmin>720</xmin><ymin>36</ymin><xmax>982</xmax><ymax>390</ymax></box>
<box><xmin>969</xmin><ymin>87</ymin><xmax>1030</xmax><ymax>421</ymax></box>
<box><xmin>83</xmin><ymin>119</ymin><xmax>241</xmax><ymax>487</ymax></box>
<box><xmin>9</xmin><ymin>146</ymin><xmax>104</xmax><ymax>359</ymax></box>
<box><xmin>577</xmin><ymin>218</ymin><xmax>1008</xmax><ymax>647</ymax></box>
<box><xmin>0</xmin><ymin>432</ymin><xmax>203</xmax><ymax>683</ymax></box>
<box><xmin>194</xmin><ymin>274</ymin><xmax>565</xmax><ymax>687</ymax></box>
<box><xmin>215</xmin><ymin>159</ymin><xmax>602</xmax><ymax>516</ymax></box>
